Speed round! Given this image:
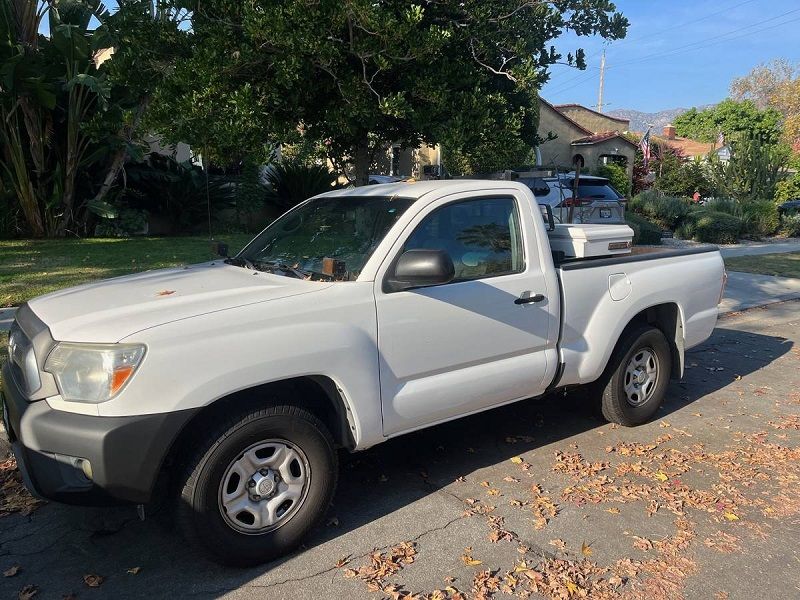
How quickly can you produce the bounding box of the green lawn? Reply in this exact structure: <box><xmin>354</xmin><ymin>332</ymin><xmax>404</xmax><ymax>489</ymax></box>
<box><xmin>0</xmin><ymin>235</ymin><xmax>253</xmax><ymax>307</ymax></box>
<box><xmin>724</xmin><ymin>251</ymin><xmax>800</xmax><ymax>279</ymax></box>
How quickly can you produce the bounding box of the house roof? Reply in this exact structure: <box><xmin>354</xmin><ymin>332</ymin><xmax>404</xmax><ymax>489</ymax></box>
<box><xmin>553</xmin><ymin>104</ymin><xmax>630</xmax><ymax>125</ymax></box>
<box><xmin>539</xmin><ymin>98</ymin><xmax>593</xmax><ymax>136</ymax></box>
<box><xmin>653</xmin><ymin>135</ymin><xmax>721</xmax><ymax>158</ymax></box>
<box><xmin>571</xmin><ymin>131</ymin><xmax>638</xmax><ymax>148</ymax></box>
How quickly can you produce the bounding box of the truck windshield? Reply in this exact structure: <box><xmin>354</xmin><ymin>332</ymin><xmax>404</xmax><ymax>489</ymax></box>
<box><xmin>238</xmin><ymin>195</ymin><xmax>414</xmax><ymax>281</ymax></box>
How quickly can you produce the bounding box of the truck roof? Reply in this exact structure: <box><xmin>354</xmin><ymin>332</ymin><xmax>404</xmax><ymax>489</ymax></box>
<box><xmin>319</xmin><ymin>179</ymin><xmax>531</xmax><ymax>201</ymax></box>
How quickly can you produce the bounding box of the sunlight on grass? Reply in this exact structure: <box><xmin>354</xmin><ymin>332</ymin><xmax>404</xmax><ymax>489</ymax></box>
<box><xmin>0</xmin><ymin>235</ymin><xmax>253</xmax><ymax>307</ymax></box>
<box><xmin>724</xmin><ymin>252</ymin><xmax>800</xmax><ymax>279</ymax></box>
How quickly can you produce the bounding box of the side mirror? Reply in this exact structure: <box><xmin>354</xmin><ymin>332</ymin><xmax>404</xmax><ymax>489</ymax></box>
<box><xmin>211</xmin><ymin>240</ymin><xmax>229</xmax><ymax>258</ymax></box>
<box><xmin>385</xmin><ymin>249</ymin><xmax>455</xmax><ymax>292</ymax></box>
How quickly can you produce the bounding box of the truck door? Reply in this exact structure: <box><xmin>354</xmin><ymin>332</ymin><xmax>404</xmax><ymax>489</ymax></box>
<box><xmin>374</xmin><ymin>191</ymin><xmax>557</xmax><ymax>436</ymax></box>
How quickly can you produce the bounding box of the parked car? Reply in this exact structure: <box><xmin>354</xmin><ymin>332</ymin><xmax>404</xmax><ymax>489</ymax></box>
<box><xmin>518</xmin><ymin>173</ymin><xmax>626</xmax><ymax>224</ymax></box>
<box><xmin>777</xmin><ymin>199</ymin><xmax>800</xmax><ymax>216</ymax></box>
<box><xmin>3</xmin><ymin>180</ymin><xmax>725</xmax><ymax>566</ymax></box>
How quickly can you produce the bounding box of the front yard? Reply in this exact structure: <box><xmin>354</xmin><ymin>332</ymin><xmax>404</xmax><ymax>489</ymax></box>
<box><xmin>0</xmin><ymin>235</ymin><xmax>253</xmax><ymax>307</ymax></box>
<box><xmin>724</xmin><ymin>251</ymin><xmax>800</xmax><ymax>279</ymax></box>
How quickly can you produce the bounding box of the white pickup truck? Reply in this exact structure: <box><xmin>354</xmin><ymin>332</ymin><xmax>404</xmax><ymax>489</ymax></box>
<box><xmin>2</xmin><ymin>180</ymin><xmax>725</xmax><ymax>566</ymax></box>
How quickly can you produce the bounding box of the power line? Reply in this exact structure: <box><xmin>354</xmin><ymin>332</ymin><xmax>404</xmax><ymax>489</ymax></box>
<box><xmin>609</xmin><ymin>7</ymin><xmax>800</xmax><ymax>69</ymax></box>
<box><xmin>618</xmin><ymin>0</ymin><xmax>758</xmax><ymax>46</ymax></box>
<box><xmin>545</xmin><ymin>0</ymin><xmax>759</xmax><ymax>88</ymax></box>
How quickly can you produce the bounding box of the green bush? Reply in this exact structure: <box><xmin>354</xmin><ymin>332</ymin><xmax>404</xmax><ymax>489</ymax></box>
<box><xmin>628</xmin><ymin>190</ymin><xmax>690</xmax><ymax>230</ymax></box>
<box><xmin>780</xmin><ymin>213</ymin><xmax>800</xmax><ymax>237</ymax></box>
<box><xmin>692</xmin><ymin>210</ymin><xmax>742</xmax><ymax>244</ymax></box>
<box><xmin>595</xmin><ymin>163</ymin><xmax>631</xmax><ymax>198</ymax></box>
<box><xmin>703</xmin><ymin>197</ymin><xmax>739</xmax><ymax>215</ymax></box>
<box><xmin>264</xmin><ymin>160</ymin><xmax>340</xmax><ymax>209</ymax></box>
<box><xmin>625</xmin><ymin>212</ymin><xmax>663</xmax><ymax>245</ymax></box>
<box><xmin>775</xmin><ymin>174</ymin><xmax>800</xmax><ymax>203</ymax></box>
<box><xmin>740</xmin><ymin>201</ymin><xmax>780</xmax><ymax>237</ymax></box>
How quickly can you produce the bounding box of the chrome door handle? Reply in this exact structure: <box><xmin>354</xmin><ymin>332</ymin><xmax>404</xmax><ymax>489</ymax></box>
<box><xmin>515</xmin><ymin>293</ymin><xmax>545</xmax><ymax>305</ymax></box>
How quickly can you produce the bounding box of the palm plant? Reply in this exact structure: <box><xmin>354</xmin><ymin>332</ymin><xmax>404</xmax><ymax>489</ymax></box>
<box><xmin>264</xmin><ymin>161</ymin><xmax>340</xmax><ymax>210</ymax></box>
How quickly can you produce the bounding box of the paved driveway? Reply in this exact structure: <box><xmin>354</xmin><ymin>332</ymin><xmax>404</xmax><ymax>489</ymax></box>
<box><xmin>2</xmin><ymin>302</ymin><xmax>800</xmax><ymax>599</ymax></box>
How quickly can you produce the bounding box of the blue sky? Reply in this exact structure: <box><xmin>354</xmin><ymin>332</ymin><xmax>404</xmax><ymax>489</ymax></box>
<box><xmin>542</xmin><ymin>0</ymin><xmax>800</xmax><ymax>113</ymax></box>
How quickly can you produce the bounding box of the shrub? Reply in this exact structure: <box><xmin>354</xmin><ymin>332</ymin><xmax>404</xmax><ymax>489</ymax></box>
<box><xmin>264</xmin><ymin>160</ymin><xmax>340</xmax><ymax>210</ymax></box>
<box><xmin>692</xmin><ymin>210</ymin><xmax>742</xmax><ymax>244</ymax></box>
<box><xmin>775</xmin><ymin>174</ymin><xmax>800</xmax><ymax>203</ymax></box>
<box><xmin>595</xmin><ymin>163</ymin><xmax>631</xmax><ymax>198</ymax></box>
<box><xmin>740</xmin><ymin>201</ymin><xmax>780</xmax><ymax>237</ymax></box>
<box><xmin>702</xmin><ymin>197</ymin><xmax>739</xmax><ymax>215</ymax></box>
<box><xmin>780</xmin><ymin>213</ymin><xmax>800</xmax><ymax>237</ymax></box>
<box><xmin>628</xmin><ymin>190</ymin><xmax>690</xmax><ymax>230</ymax></box>
<box><xmin>625</xmin><ymin>212</ymin><xmax>663</xmax><ymax>245</ymax></box>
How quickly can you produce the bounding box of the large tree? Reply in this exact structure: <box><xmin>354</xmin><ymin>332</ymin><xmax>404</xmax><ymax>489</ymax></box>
<box><xmin>149</xmin><ymin>0</ymin><xmax>628</xmax><ymax>184</ymax></box>
<box><xmin>0</xmin><ymin>0</ymin><xmax>182</xmax><ymax>237</ymax></box>
<box><xmin>674</xmin><ymin>99</ymin><xmax>783</xmax><ymax>145</ymax></box>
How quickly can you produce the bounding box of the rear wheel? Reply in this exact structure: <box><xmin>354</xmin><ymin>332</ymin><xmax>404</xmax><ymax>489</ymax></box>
<box><xmin>597</xmin><ymin>325</ymin><xmax>672</xmax><ymax>426</ymax></box>
<box><xmin>176</xmin><ymin>404</ymin><xmax>337</xmax><ymax>566</ymax></box>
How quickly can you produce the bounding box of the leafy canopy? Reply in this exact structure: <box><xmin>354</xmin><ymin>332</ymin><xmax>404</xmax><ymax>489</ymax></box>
<box><xmin>674</xmin><ymin>99</ymin><xmax>782</xmax><ymax>145</ymax></box>
<box><xmin>150</xmin><ymin>0</ymin><xmax>628</xmax><ymax>181</ymax></box>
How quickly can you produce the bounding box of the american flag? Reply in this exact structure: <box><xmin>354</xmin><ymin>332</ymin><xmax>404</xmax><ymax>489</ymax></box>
<box><xmin>716</xmin><ymin>131</ymin><xmax>725</xmax><ymax>147</ymax></box>
<box><xmin>640</xmin><ymin>128</ymin><xmax>652</xmax><ymax>168</ymax></box>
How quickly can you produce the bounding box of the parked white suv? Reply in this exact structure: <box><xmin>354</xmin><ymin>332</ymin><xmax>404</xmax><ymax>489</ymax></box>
<box><xmin>518</xmin><ymin>173</ymin><xmax>626</xmax><ymax>224</ymax></box>
<box><xmin>2</xmin><ymin>180</ymin><xmax>724</xmax><ymax>566</ymax></box>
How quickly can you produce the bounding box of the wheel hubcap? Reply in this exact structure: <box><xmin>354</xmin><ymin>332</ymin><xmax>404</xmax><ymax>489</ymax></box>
<box><xmin>624</xmin><ymin>348</ymin><xmax>659</xmax><ymax>407</ymax></box>
<box><xmin>218</xmin><ymin>440</ymin><xmax>310</xmax><ymax>534</ymax></box>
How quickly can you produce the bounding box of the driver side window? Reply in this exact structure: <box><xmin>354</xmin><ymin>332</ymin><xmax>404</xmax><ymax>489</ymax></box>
<box><xmin>404</xmin><ymin>197</ymin><xmax>525</xmax><ymax>281</ymax></box>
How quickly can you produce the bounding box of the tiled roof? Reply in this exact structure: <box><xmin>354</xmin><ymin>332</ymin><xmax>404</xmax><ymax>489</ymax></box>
<box><xmin>651</xmin><ymin>135</ymin><xmax>721</xmax><ymax>158</ymax></box>
<box><xmin>571</xmin><ymin>131</ymin><xmax>638</xmax><ymax>147</ymax></box>
<box><xmin>553</xmin><ymin>104</ymin><xmax>630</xmax><ymax>124</ymax></box>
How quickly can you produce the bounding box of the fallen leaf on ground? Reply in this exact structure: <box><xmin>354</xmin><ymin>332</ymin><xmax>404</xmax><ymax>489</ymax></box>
<box><xmin>723</xmin><ymin>512</ymin><xmax>740</xmax><ymax>521</ymax></box>
<box><xmin>127</xmin><ymin>567</ymin><xmax>141</xmax><ymax>575</ymax></box>
<box><xmin>510</xmin><ymin>456</ymin><xmax>523</xmax><ymax>464</ymax></box>
<box><xmin>549</xmin><ymin>538</ymin><xmax>567</xmax><ymax>551</ymax></box>
<box><xmin>581</xmin><ymin>541</ymin><xmax>592</xmax><ymax>556</ymax></box>
<box><xmin>83</xmin><ymin>574</ymin><xmax>104</xmax><ymax>588</ymax></box>
<box><xmin>4</xmin><ymin>565</ymin><xmax>21</xmax><ymax>577</ymax></box>
<box><xmin>18</xmin><ymin>584</ymin><xmax>38</xmax><ymax>600</ymax></box>
<box><xmin>335</xmin><ymin>555</ymin><xmax>351</xmax><ymax>568</ymax></box>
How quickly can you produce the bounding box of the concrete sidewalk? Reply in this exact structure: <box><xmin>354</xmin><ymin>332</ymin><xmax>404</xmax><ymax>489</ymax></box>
<box><xmin>719</xmin><ymin>240</ymin><xmax>800</xmax><ymax>258</ymax></box>
<box><xmin>719</xmin><ymin>271</ymin><xmax>800</xmax><ymax>314</ymax></box>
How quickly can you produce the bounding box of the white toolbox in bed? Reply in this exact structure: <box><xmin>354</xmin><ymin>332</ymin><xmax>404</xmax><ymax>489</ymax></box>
<box><xmin>547</xmin><ymin>223</ymin><xmax>634</xmax><ymax>259</ymax></box>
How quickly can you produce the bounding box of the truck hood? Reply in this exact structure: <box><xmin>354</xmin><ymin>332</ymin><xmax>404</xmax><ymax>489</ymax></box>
<box><xmin>27</xmin><ymin>262</ymin><xmax>331</xmax><ymax>343</ymax></box>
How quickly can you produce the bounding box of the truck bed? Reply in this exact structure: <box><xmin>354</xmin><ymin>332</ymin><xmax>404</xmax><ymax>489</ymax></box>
<box><xmin>553</xmin><ymin>245</ymin><xmax>724</xmax><ymax>389</ymax></box>
<box><xmin>555</xmin><ymin>245</ymin><xmax>718</xmax><ymax>270</ymax></box>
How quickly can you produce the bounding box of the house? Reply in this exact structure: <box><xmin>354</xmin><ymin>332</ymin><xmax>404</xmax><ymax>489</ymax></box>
<box><xmin>385</xmin><ymin>98</ymin><xmax>637</xmax><ymax>182</ymax></box>
<box><xmin>537</xmin><ymin>100</ymin><xmax>637</xmax><ymax>178</ymax></box>
<box><xmin>653</xmin><ymin>125</ymin><xmax>729</xmax><ymax>163</ymax></box>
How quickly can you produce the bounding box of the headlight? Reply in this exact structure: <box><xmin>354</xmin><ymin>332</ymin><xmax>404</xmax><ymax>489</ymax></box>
<box><xmin>45</xmin><ymin>343</ymin><xmax>145</xmax><ymax>403</ymax></box>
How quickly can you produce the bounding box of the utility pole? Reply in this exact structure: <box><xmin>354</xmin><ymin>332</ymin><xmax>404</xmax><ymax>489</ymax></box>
<box><xmin>597</xmin><ymin>48</ymin><xmax>606</xmax><ymax>113</ymax></box>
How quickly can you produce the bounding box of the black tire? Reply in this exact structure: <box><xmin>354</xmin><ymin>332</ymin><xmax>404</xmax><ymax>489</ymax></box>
<box><xmin>175</xmin><ymin>404</ymin><xmax>338</xmax><ymax>567</ymax></box>
<box><xmin>596</xmin><ymin>325</ymin><xmax>672</xmax><ymax>426</ymax></box>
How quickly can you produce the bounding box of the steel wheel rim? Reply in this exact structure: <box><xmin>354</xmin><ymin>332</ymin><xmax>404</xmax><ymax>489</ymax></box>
<box><xmin>623</xmin><ymin>347</ymin><xmax>659</xmax><ymax>407</ymax></box>
<box><xmin>218</xmin><ymin>439</ymin><xmax>311</xmax><ymax>535</ymax></box>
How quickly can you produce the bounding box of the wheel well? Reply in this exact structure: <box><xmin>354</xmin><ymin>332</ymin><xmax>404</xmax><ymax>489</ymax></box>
<box><xmin>159</xmin><ymin>376</ymin><xmax>355</xmax><ymax>488</ymax></box>
<box><xmin>620</xmin><ymin>303</ymin><xmax>684</xmax><ymax>379</ymax></box>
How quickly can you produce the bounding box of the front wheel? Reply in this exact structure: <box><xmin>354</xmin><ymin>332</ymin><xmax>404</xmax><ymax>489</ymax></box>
<box><xmin>597</xmin><ymin>325</ymin><xmax>672</xmax><ymax>426</ymax></box>
<box><xmin>176</xmin><ymin>404</ymin><xmax>338</xmax><ymax>566</ymax></box>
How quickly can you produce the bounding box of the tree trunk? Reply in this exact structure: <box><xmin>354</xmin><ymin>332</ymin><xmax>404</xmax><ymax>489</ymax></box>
<box><xmin>87</xmin><ymin>98</ymin><xmax>150</xmax><ymax>214</ymax></box>
<box><xmin>353</xmin><ymin>141</ymin><xmax>371</xmax><ymax>187</ymax></box>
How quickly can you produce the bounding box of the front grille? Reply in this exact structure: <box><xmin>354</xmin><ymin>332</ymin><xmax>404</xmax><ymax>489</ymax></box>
<box><xmin>8</xmin><ymin>321</ymin><xmax>41</xmax><ymax>395</ymax></box>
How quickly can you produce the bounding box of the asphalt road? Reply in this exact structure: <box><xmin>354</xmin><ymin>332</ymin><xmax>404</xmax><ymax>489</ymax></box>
<box><xmin>2</xmin><ymin>301</ymin><xmax>800</xmax><ymax>599</ymax></box>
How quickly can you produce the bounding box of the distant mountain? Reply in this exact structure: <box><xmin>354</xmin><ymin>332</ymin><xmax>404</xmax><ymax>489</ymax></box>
<box><xmin>608</xmin><ymin>105</ymin><xmax>715</xmax><ymax>133</ymax></box>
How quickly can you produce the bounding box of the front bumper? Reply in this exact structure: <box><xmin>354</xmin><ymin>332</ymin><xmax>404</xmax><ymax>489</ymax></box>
<box><xmin>2</xmin><ymin>362</ymin><xmax>197</xmax><ymax>505</ymax></box>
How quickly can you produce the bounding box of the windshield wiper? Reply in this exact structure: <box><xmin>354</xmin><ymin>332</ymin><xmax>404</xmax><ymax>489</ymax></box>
<box><xmin>255</xmin><ymin>260</ymin><xmax>335</xmax><ymax>281</ymax></box>
<box><xmin>224</xmin><ymin>256</ymin><xmax>257</xmax><ymax>270</ymax></box>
